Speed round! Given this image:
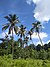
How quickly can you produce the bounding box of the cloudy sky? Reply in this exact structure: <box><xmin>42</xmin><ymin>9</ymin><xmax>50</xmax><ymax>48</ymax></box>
<box><xmin>0</xmin><ymin>0</ymin><xmax>50</xmax><ymax>45</ymax></box>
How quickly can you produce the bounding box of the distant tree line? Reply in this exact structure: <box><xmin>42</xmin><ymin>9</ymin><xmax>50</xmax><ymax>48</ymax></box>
<box><xmin>0</xmin><ymin>40</ymin><xmax>50</xmax><ymax>60</ymax></box>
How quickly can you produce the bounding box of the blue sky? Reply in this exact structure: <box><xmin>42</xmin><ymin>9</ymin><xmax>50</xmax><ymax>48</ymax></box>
<box><xmin>0</xmin><ymin>0</ymin><xmax>50</xmax><ymax>45</ymax></box>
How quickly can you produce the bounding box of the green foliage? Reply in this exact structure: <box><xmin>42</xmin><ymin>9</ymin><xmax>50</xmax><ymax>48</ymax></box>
<box><xmin>48</xmin><ymin>48</ymin><xmax>50</xmax><ymax>60</ymax></box>
<box><xmin>0</xmin><ymin>14</ymin><xmax>50</xmax><ymax>61</ymax></box>
<box><xmin>0</xmin><ymin>55</ymin><xmax>50</xmax><ymax>67</ymax></box>
<box><xmin>13</xmin><ymin>47</ymin><xmax>32</xmax><ymax>59</ymax></box>
<box><xmin>39</xmin><ymin>49</ymin><xmax>48</xmax><ymax>60</ymax></box>
<box><xmin>0</xmin><ymin>44</ymin><xmax>50</xmax><ymax>60</ymax></box>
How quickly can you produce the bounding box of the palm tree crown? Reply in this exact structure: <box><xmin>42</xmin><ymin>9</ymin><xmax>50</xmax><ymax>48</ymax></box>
<box><xmin>31</xmin><ymin>21</ymin><xmax>43</xmax><ymax>46</ymax></box>
<box><xmin>32</xmin><ymin>22</ymin><xmax>42</xmax><ymax>33</ymax></box>
<box><xmin>18</xmin><ymin>24</ymin><xmax>26</xmax><ymax>38</ymax></box>
<box><xmin>2</xmin><ymin>14</ymin><xmax>20</xmax><ymax>35</ymax></box>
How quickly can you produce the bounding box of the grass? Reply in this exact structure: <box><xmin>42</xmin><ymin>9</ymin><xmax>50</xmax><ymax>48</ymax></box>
<box><xmin>0</xmin><ymin>55</ymin><xmax>50</xmax><ymax>67</ymax></box>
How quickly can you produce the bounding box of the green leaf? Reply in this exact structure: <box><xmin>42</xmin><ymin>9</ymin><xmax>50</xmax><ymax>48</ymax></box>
<box><xmin>14</xmin><ymin>26</ymin><xmax>19</xmax><ymax>34</ymax></box>
<box><xmin>12</xmin><ymin>14</ymin><xmax>16</xmax><ymax>21</ymax></box>
<box><xmin>2</xmin><ymin>25</ymin><xmax>9</xmax><ymax>31</ymax></box>
<box><xmin>8</xmin><ymin>27</ymin><xmax>11</xmax><ymax>34</ymax></box>
<box><xmin>4</xmin><ymin>16</ymin><xmax>12</xmax><ymax>23</ymax></box>
<box><xmin>37</xmin><ymin>21</ymin><xmax>41</xmax><ymax>24</ymax></box>
<box><xmin>9</xmin><ymin>14</ymin><xmax>12</xmax><ymax>19</ymax></box>
<box><xmin>2</xmin><ymin>23</ymin><xmax>10</xmax><ymax>26</ymax></box>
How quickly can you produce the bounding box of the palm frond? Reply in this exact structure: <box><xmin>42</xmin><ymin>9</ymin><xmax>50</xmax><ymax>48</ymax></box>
<box><xmin>9</xmin><ymin>14</ymin><xmax>12</xmax><ymax>19</ymax></box>
<box><xmin>12</xmin><ymin>14</ymin><xmax>16</xmax><ymax>21</ymax></box>
<box><xmin>4</xmin><ymin>16</ymin><xmax>12</xmax><ymax>22</ymax></box>
<box><xmin>2</xmin><ymin>25</ymin><xmax>9</xmax><ymax>31</ymax></box>
<box><xmin>0</xmin><ymin>38</ymin><xmax>6</xmax><ymax>41</ymax></box>
<box><xmin>14</xmin><ymin>26</ymin><xmax>19</xmax><ymax>34</ymax></box>
<box><xmin>37</xmin><ymin>21</ymin><xmax>41</xmax><ymax>24</ymax></box>
<box><xmin>8</xmin><ymin>27</ymin><xmax>12</xmax><ymax>34</ymax></box>
<box><xmin>2</xmin><ymin>23</ymin><xmax>10</xmax><ymax>26</ymax></box>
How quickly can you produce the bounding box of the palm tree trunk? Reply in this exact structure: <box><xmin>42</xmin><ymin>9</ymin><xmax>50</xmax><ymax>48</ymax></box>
<box><xmin>38</xmin><ymin>33</ymin><xmax>43</xmax><ymax>46</ymax></box>
<box><xmin>30</xmin><ymin>35</ymin><xmax>33</xmax><ymax>44</ymax></box>
<box><xmin>12</xmin><ymin>29</ymin><xmax>14</xmax><ymax>59</ymax></box>
<box><xmin>31</xmin><ymin>39</ymin><xmax>33</xmax><ymax>44</ymax></box>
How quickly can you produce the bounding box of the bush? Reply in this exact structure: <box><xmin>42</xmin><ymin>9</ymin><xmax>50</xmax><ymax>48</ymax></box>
<box><xmin>0</xmin><ymin>56</ymin><xmax>50</xmax><ymax>67</ymax></box>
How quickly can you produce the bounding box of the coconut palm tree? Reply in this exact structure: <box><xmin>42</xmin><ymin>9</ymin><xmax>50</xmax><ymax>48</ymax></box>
<box><xmin>23</xmin><ymin>36</ymin><xmax>29</xmax><ymax>47</ymax></box>
<box><xmin>18</xmin><ymin>38</ymin><xmax>23</xmax><ymax>47</ymax></box>
<box><xmin>18</xmin><ymin>24</ymin><xmax>26</xmax><ymax>48</ymax></box>
<box><xmin>2</xmin><ymin>14</ymin><xmax>20</xmax><ymax>58</ymax></box>
<box><xmin>28</xmin><ymin>30</ymin><xmax>33</xmax><ymax>44</ymax></box>
<box><xmin>31</xmin><ymin>21</ymin><xmax>43</xmax><ymax>46</ymax></box>
<box><xmin>18</xmin><ymin>25</ymin><xmax>26</xmax><ymax>38</ymax></box>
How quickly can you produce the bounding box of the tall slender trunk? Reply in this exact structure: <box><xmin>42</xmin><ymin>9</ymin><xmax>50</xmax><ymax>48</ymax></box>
<box><xmin>38</xmin><ymin>33</ymin><xmax>43</xmax><ymax>46</ymax></box>
<box><xmin>31</xmin><ymin>39</ymin><xmax>33</xmax><ymax>44</ymax></box>
<box><xmin>30</xmin><ymin>35</ymin><xmax>33</xmax><ymax>44</ymax></box>
<box><xmin>30</xmin><ymin>36</ymin><xmax>34</xmax><ymax>49</ymax></box>
<box><xmin>12</xmin><ymin>29</ymin><xmax>14</xmax><ymax>59</ymax></box>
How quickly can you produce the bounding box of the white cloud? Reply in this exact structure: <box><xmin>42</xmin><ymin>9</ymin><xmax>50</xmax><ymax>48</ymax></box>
<box><xmin>36</xmin><ymin>41</ymin><xmax>45</xmax><ymax>46</ymax></box>
<box><xmin>26</xmin><ymin>0</ymin><xmax>50</xmax><ymax>22</ymax></box>
<box><xmin>0</xmin><ymin>30</ymin><xmax>15</xmax><ymax>39</ymax></box>
<box><xmin>32</xmin><ymin>0</ymin><xmax>40</xmax><ymax>4</ymax></box>
<box><xmin>0</xmin><ymin>31</ymin><xmax>9</xmax><ymax>39</ymax></box>
<box><xmin>26</xmin><ymin>0</ymin><xmax>32</xmax><ymax>5</ymax></box>
<box><xmin>0</xmin><ymin>32</ymin><xmax>6</xmax><ymax>38</ymax></box>
<box><xmin>34</xmin><ymin>0</ymin><xmax>50</xmax><ymax>22</ymax></box>
<box><xmin>30</xmin><ymin>32</ymin><xmax>48</xmax><ymax>40</ymax></box>
<box><xmin>36</xmin><ymin>40</ymin><xmax>50</xmax><ymax>46</ymax></box>
<box><xmin>42</xmin><ymin>26</ymin><xmax>45</xmax><ymax>29</ymax></box>
<box><xmin>26</xmin><ymin>0</ymin><xmax>40</xmax><ymax>5</ymax></box>
<box><xmin>46</xmin><ymin>40</ymin><xmax>50</xmax><ymax>44</ymax></box>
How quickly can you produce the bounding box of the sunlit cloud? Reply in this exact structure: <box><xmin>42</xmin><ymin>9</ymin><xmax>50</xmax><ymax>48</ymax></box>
<box><xmin>30</xmin><ymin>32</ymin><xmax>48</xmax><ymax>40</ymax></box>
<box><xmin>26</xmin><ymin>0</ymin><xmax>50</xmax><ymax>22</ymax></box>
<box><xmin>36</xmin><ymin>41</ymin><xmax>45</xmax><ymax>46</ymax></box>
<box><xmin>46</xmin><ymin>40</ymin><xmax>50</xmax><ymax>44</ymax></box>
<box><xmin>28</xmin><ymin>32</ymin><xmax>48</xmax><ymax>45</ymax></box>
